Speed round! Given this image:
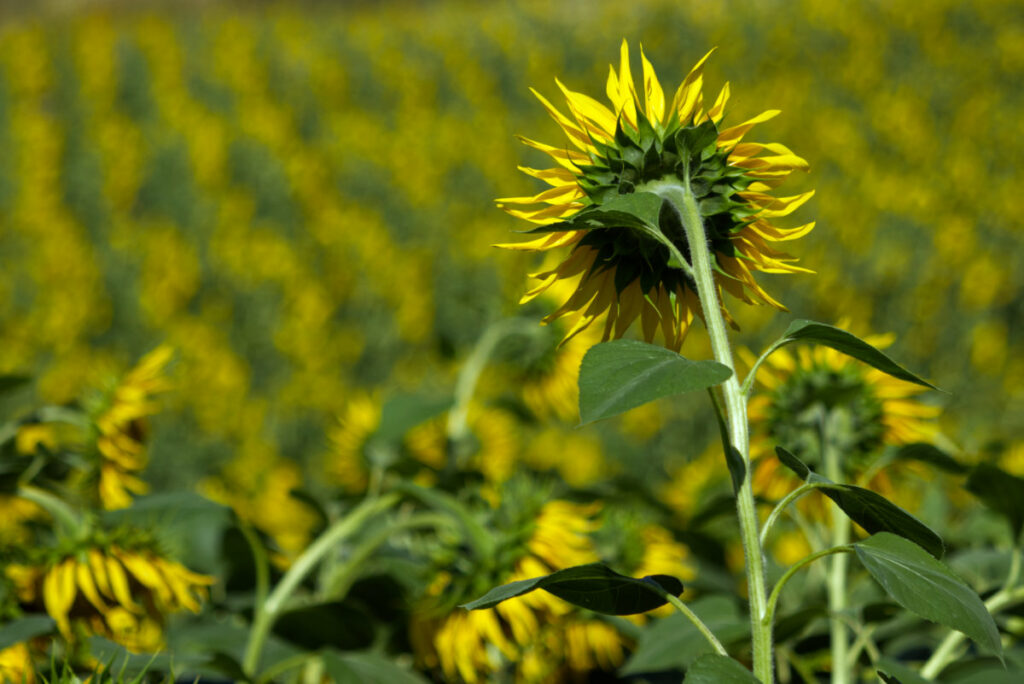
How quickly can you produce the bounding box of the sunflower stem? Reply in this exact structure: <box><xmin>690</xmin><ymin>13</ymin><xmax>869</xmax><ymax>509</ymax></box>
<box><xmin>820</xmin><ymin>411</ymin><xmax>851</xmax><ymax>684</ymax></box>
<box><xmin>650</xmin><ymin>178</ymin><xmax>774</xmax><ymax>683</ymax></box>
<box><xmin>242</xmin><ymin>492</ymin><xmax>401</xmax><ymax>676</ymax></box>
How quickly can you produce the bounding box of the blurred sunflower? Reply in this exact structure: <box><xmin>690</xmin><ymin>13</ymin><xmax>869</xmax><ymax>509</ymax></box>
<box><xmin>86</xmin><ymin>345</ymin><xmax>174</xmax><ymax>510</ymax></box>
<box><xmin>6</xmin><ymin>542</ymin><xmax>213</xmax><ymax>651</ymax></box>
<box><xmin>743</xmin><ymin>328</ymin><xmax>941</xmax><ymax>505</ymax></box>
<box><xmin>0</xmin><ymin>642</ymin><xmax>33</xmax><ymax>684</ymax></box>
<box><xmin>411</xmin><ymin>497</ymin><xmax>629</xmax><ymax>683</ymax></box>
<box><xmin>498</xmin><ymin>41</ymin><xmax>813</xmax><ymax>350</ymax></box>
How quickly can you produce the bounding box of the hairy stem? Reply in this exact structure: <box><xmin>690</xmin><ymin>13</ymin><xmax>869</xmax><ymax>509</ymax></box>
<box><xmin>821</xmin><ymin>414</ymin><xmax>851</xmax><ymax>684</ymax></box>
<box><xmin>648</xmin><ymin>177</ymin><xmax>773</xmax><ymax>682</ymax></box>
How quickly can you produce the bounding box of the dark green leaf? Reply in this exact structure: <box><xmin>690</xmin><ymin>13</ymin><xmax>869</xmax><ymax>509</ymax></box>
<box><xmin>775</xmin><ymin>446</ymin><xmax>810</xmax><ymax>480</ymax></box>
<box><xmin>87</xmin><ymin>636</ymin><xmax>173</xmax><ymax>676</ymax></box>
<box><xmin>685</xmin><ymin>654</ymin><xmax>762</xmax><ymax>683</ymax></box>
<box><xmin>0</xmin><ymin>615</ymin><xmax>55</xmax><ymax>650</ymax></box>
<box><xmin>462</xmin><ymin>563</ymin><xmax>682</xmax><ymax>616</ymax></box>
<box><xmin>895</xmin><ymin>443</ymin><xmax>967</xmax><ymax>474</ymax></box>
<box><xmin>621</xmin><ymin>595</ymin><xmax>748</xmax><ymax>674</ymax></box>
<box><xmin>855</xmin><ymin>533</ymin><xmax>1001</xmax><ymax>655</ymax></box>
<box><xmin>775</xmin><ymin>447</ymin><xmax>944</xmax><ymax>558</ymax></box>
<box><xmin>373</xmin><ymin>394</ymin><xmax>452</xmax><ymax>445</ymax></box>
<box><xmin>725</xmin><ymin>446</ymin><xmax>746</xmax><ymax>492</ymax></box>
<box><xmin>0</xmin><ymin>375</ymin><xmax>30</xmax><ymax>395</ymax></box>
<box><xmin>322</xmin><ymin>651</ymin><xmax>429</xmax><ymax>684</ymax></box>
<box><xmin>820</xmin><ymin>485</ymin><xmax>945</xmax><ymax>559</ymax></box>
<box><xmin>782</xmin><ymin>320</ymin><xmax>939</xmax><ymax>390</ymax></box>
<box><xmin>966</xmin><ymin>463</ymin><xmax>1024</xmax><ymax>538</ymax></box>
<box><xmin>585</xmin><ymin>191</ymin><xmax>664</xmax><ymax>230</ymax></box>
<box><xmin>579</xmin><ymin>340</ymin><xmax>732</xmax><ymax>424</ymax></box>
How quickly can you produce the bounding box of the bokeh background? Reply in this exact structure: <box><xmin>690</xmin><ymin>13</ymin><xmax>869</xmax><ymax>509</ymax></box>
<box><xmin>1</xmin><ymin>0</ymin><xmax>1022</xmax><ymax>515</ymax></box>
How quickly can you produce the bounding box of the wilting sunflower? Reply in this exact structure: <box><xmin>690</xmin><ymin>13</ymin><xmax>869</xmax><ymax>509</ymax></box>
<box><xmin>744</xmin><ymin>328</ymin><xmax>941</xmax><ymax>506</ymax></box>
<box><xmin>498</xmin><ymin>41</ymin><xmax>813</xmax><ymax>350</ymax></box>
<box><xmin>87</xmin><ymin>345</ymin><xmax>175</xmax><ymax>510</ymax></box>
<box><xmin>6</xmin><ymin>543</ymin><xmax>213</xmax><ymax>650</ymax></box>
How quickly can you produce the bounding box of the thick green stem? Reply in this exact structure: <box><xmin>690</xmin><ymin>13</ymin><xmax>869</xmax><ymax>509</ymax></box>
<box><xmin>920</xmin><ymin>549</ymin><xmax>1022</xmax><ymax>678</ymax></box>
<box><xmin>822</xmin><ymin>418</ymin><xmax>851</xmax><ymax>684</ymax></box>
<box><xmin>648</xmin><ymin>178</ymin><xmax>773</xmax><ymax>682</ymax></box>
<box><xmin>242</xmin><ymin>493</ymin><xmax>400</xmax><ymax>676</ymax></box>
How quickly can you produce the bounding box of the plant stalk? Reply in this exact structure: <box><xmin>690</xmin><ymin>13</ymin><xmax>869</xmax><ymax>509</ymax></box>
<box><xmin>821</xmin><ymin>414</ymin><xmax>851</xmax><ymax>684</ymax></box>
<box><xmin>242</xmin><ymin>492</ymin><xmax>400</xmax><ymax>676</ymax></box>
<box><xmin>651</xmin><ymin>178</ymin><xmax>774</xmax><ymax>682</ymax></box>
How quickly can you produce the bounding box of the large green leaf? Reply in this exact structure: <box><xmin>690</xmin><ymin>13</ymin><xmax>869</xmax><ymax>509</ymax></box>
<box><xmin>781</xmin><ymin>320</ymin><xmax>938</xmax><ymax>390</ymax></box>
<box><xmin>854</xmin><ymin>533</ymin><xmax>1001</xmax><ymax>656</ymax></box>
<box><xmin>875</xmin><ymin>658</ymin><xmax>932</xmax><ymax>684</ymax></box>
<box><xmin>895</xmin><ymin>443</ymin><xmax>967</xmax><ymax>474</ymax></box>
<box><xmin>775</xmin><ymin>447</ymin><xmax>944</xmax><ymax>558</ymax></box>
<box><xmin>0</xmin><ymin>615</ymin><xmax>55</xmax><ymax>650</ymax></box>
<box><xmin>461</xmin><ymin>563</ymin><xmax>682</xmax><ymax>616</ymax></box>
<box><xmin>620</xmin><ymin>595</ymin><xmax>748</xmax><ymax>675</ymax></box>
<box><xmin>685</xmin><ymin>654</ymin><xmax>761</xmax><ymax>683</ymax></box>
<box><xmin>966</xmin><ymin>463</ymin><xmax>1024</xmax><ymax>538</ymax></box>
<box><xmin>578</xmin><ymin>340</ymin><xmax>731</xmax><ymax>424</ymax></box>
<box><xmin>322</xmin><ymin>651</ymin><xmax>429</xmax><ymax>684</ymax></box>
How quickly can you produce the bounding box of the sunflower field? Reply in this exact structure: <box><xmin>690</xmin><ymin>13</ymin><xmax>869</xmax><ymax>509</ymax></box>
<box><xmin>1</xmin><ymin>0</ymin><xmax>1023</xmax><ymax>682</ymax></box>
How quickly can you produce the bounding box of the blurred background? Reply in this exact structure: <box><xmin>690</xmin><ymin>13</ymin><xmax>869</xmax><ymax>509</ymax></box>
<box><xmin>0</xmin><ymin>0</ymin><xmax>1021</xmax><ymax>505</ymax></box>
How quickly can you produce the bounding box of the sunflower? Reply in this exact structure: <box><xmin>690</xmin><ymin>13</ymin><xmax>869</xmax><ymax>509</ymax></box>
<box><xmin>411</xmin><ymin>498</ymin><xmax>632</xmax><ymax>684</ymax></box>
<box><xmin>744</xmin><ymin>328</ymin><xmax>941</xmax><ymax>505</ymax></box>
<box><xmin>88</xmin><ymin>345</ymin><xmax>175</xmax><ymax>510</ymax></box>
<box><xmin>498</xmin><ymin>41</ymin><xmax>813</xmax><ymax>350</ymax></box>
<box><xmin>0</xmin><ymin>642</ymin><xmax>33</xmax><ymax>684</ymax></box>
<box><xmin>6</xmin><ymin>544</ymin><xmax>213</xmax><ymax>649</ymax></box>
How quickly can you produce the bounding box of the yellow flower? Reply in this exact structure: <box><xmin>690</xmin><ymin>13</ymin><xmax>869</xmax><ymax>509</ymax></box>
<box><xmin>498</xmin><ymin>41</ymin><xmax>813</xmax><ymax>350</ymax></box>
<box><xmin>91</xmin><ymin>345</ymin><xmax>175</xmax><ymax>510</ymax></box>
<box><xmin>745</xmin><ymin>327</ymin><xmax>941</xmax><ymax>507</ymax></box>
<box><xmin>326</xmin><ymin>391</ymin><xmax>382</xmax><ymax>493</ymax></box>
<box><xmin>6</xmin><ymin>546</ymin><xmax>213</xmax><ymax>649</ymax></box>
<box><xmin>412</xmin><ymin>499</ymin><xmax>627</xmax><ymax>683</ymax></box>
<box><xmin>0</xmin><ymin>495</ymin><xmax>45</xmax><ymax>545</ymax></box>
<box><xmin>0</xmin><ymin>642</ymin><xmax>34</xmax><ymax>684</ymax></box>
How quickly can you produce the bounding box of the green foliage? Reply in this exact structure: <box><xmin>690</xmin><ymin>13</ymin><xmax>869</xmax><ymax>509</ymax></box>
<box><xmin>578</xmin><ymin>339</ymin><xmax>731</xmax><ymax>424</ymax></box>
<box><xmin>462</xmin><ymin>563</ymin><xmax>683</xmax><ymax>615</ymax></box>
<box><xmin>854</xmin><ymin>533</ymin><xmax>1001</xmax><ymax>656</ymax></box>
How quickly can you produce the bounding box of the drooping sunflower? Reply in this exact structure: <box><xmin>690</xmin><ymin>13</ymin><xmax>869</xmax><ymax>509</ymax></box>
<box><xmin>498</xmin><ymin>41</ymin><xmax>813</xmax><ymax>350</ymax></box>
<box><xmin>6</xmin><ymin>543</ymin><xmax>213</xmax><ymax>649</ymax></box>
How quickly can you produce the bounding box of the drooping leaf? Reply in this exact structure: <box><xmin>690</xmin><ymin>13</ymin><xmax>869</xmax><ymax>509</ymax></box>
<box><xmin>0</xmin><ymin>615</ymin><xmax>55</xmax><ymax>650</ymax></box>
<box><xmin>775</xmin><ymin>446</ymin><xmax>810</xmax><ymax>480</ymax></box>
<box><xmin>966</xmin><ymin>463</ymin><xmax>1024</xmax><ymax>538</ymax></box>
<box><xmin>854</xmin><ymin>533</ymin><xmax>1001</xmax><ymax>656</ymax></box>
<box><xmin>685</xmin><ymin>654</ymin><xmax>762</xmax><ymax>683</ymax></box>
<box><xmin>578</xmin><ymin>340</ymin><xmax>731</xmax><ymax>424</ymax></box>
<box><xmin>781</xmin><ymin>320</ymin><xmax>938</xmax><ymax>390</ymax></box>
<box><xmin>820</xmin><ymin>485</ymin><xmax>944</xmax><ymax>559</ymax></box>
<box><xmin>462</xmin><ymin>563</ymin><xmax>682</xmax><ymax>616</ymax></box>
<box><xmin>774</xmin><ymin>447</ymin><xmax>944</xmax><ymax>558</ymax></box>
<box><xmin>620</xmin><ymin>595</ymin><xmax>748</xmax><ymax>675</ymax></box>
<box><xmin>725</xmin><ymin>446</ymin><xmax>746</xmax><ymax>492</ymax></box>
<box><xmin>322</xmin><ymin>651</ymin><xmax>429</xmax><ymax>684</ymax></box>
<box><xmin>894</xmin><ymin>443</ymin><xmax>967</xmax><ymax>474</ymax></box>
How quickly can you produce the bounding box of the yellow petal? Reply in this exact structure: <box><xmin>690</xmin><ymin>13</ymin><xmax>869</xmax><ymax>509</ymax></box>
<box><xmin>615</xmin><ymin>40</ymin><xmax>639</xmax><ymax>127</ymax></box>
<box><xmin>671</xmin><ymin>48</ymin><xmax>715</xmax><ymax>124</ymax></box>
<box><xmin>517</xmin><ymin>135</ymin><xmax>590</xmax><ymax>171</ymax></box>
<box><xmin>495</xmin><ymin>184</ymin><xmax>584</xmax><ymax>206</ymax></box>
<box><xmin>555</xmin><ymin>78</ymin><xmax>617</xmax><ymax>135</ymax></box>
<box><xmin>105</xmin><ymin>555</ymin><xmax>143</xmax><ymax>612</ymax></box>
<box><xmin>530</xmin><ymin>88</ymin><xmax>594</xmax><ymax>152</ymax></box>
<box><xmin>75</xmin><ymin>560</ymin><xmax>110</xmax><ymax>613</ymax></box>
<box><xmin>716</xmin><ymin>109</ymin><xmax>781</xmax><ymax>148</ymax></box>
<box><xmin>518</xmin><ymin>165</ymin><xmax>579</xmax><ymax>187</ymax></box>
<box><xmin>705</xmin><ymin>82</ymin><xmax>730</xmax><ymax>124</ymax></box>
<box><xmin>640</xmin><ymin>45</ymin><xmax>665</xmax><ymax>125</ymax></box>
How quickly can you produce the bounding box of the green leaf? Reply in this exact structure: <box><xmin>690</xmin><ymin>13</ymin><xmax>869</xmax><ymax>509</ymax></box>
<box><xmin>462</xmin><ymin>563</ymin><xmax>682</xmax><ymax>616</ymax></box>
<box><xmin>775</xmin><ymin>446</ymin><xmax>810</xmax><ymax>480</ymax></box>
<box><xmin>685</xmin><ymin>654</ymin><xmax>762</xmax><ymax>683</ymax></box>
<box><xmin>87</xmin><ymin>636</ymin><xmax>172</xmax><ymax>676</ymax></box>
<box><xmin>874</xmin><ymin>658</ymin><xmax>932</xmax><ymax>684</ymax></box>
<box><xmin>854</xmin><ymin>533</ymin><xmax>1001</xmax><ymax>656</ymax></box>
<box><xmin>578</xmin><ymin>340</ymin><xmax>732</xmax><ymax>424</ymax></box>
<box><xmin>781</xmin><ymin>320</ymin><xmax>939</xmax><ymax>390</ymax></box>
<box><xmin>966</xmin><ymin>463</ymin><xmax>1024</xmax><ymax>538</ymax></box>
<box><xmin>0</xmin><ymin>614</ymin><xmax>55</xmax><ymax>650</ymax></box>
<box><xmin>821</xmin><ymin>485</ymin><xmax>944</xmax><ymax>559</ymax></box>
<box><xmin>0</xmin><ymin>375</ymin><xmax>31</xmax><ymax>395</ymax></box>
<box><xmin>895</xmin><ymin>443</ymin><xmax>967</xmax><ymax>474</ymax></box>
<box><xmin>620</xmin><ymin>595</ymin><xmax>748</xmax><ymax>674</ymax></box>
<box><xmin>322</xmin><ymin>651</ymin><xmax>429</xmax><ymax>684</ymax></box>
<box><xmin>725</xmin><ymin>446</ymin><xmax>746</xmax><ymax>492</ymax></box>
<box><xmin>775</xmin><ymin>447</ymin><xmax>944</xmax><ymax>558</ymax></box>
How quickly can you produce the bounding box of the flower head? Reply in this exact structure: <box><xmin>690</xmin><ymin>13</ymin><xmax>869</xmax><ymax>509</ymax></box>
<box><xmin>499</xmin><ymin>41</ymin><xmax>813</xmax><ymax>350</ymax></box>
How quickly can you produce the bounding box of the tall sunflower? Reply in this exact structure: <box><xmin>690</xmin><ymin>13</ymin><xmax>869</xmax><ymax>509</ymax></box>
<box><xmin>498</xmin><ymin>41</ymin><xmax>813</xmax><ymax>350</ymax></box>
